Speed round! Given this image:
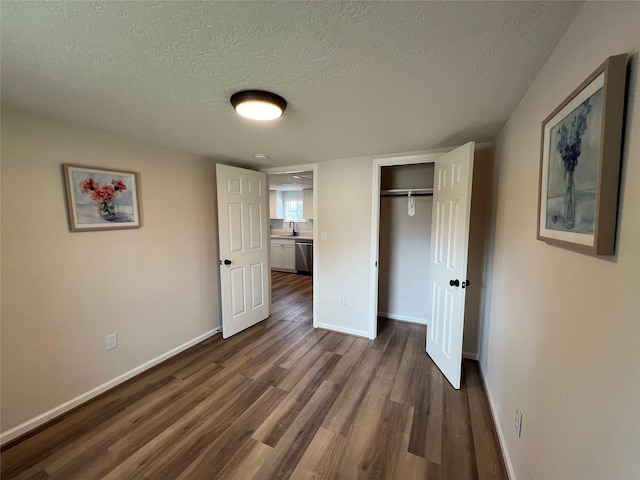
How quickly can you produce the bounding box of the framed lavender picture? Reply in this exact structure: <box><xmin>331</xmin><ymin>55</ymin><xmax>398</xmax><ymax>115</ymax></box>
<box><xmin>537</xmin><ymin>54</ymin><xmax>627</xmax><ymax>255</ymax></box>
<box><xmin>63</xmin><ymin>164</ymin><xmax>142</xmax><ymax>232</ymax></box>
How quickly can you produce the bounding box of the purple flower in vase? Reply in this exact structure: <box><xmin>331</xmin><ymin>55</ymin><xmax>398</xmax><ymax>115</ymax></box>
<box><xmin>556</xmin><ymin>99</ymin><xmax>592</xmax><ymax>174</ymax></box>
<box><xmin>555</xmin><ymin>98</ymin><xmax>591</xmax><ymax>230</ymax></box>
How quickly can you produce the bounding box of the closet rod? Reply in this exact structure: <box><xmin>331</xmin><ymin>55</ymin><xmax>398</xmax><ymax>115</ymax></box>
<box><xmin>380</xmin><ymin>188</ymin><xmax>433</xmax><ymax>197</ymax></box>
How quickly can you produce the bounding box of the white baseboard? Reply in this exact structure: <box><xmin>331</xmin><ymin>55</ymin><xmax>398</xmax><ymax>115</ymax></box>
<box><xmin>463</xmin><ymin>350</ymin><xmax>480</xmax><ymax>360</ymax></box>
<box><xmin>478</xmin><ymin>364</ymin><xmax>516</xmax><ymax>480</ymax></box>
<box><xmin>314</xmin><ymin>322</ymin><xmax>369</xmax><ymax>339</ymax></box>
<box><xmin>377</xmin><ymin>312</ymin><xmax>428</xmax><ymax>325</ymax></box>
<box><xmin>0</xmin><ymin>326</ymin><xmax>222</xmax><ymax>446</ymax></box>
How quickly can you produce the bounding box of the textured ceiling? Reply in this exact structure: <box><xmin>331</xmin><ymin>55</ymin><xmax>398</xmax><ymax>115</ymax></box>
<box><xmin>1</xmin><ymin>1</ymin><xmax>581</xmax><ymax>167</ymax></box>
<box><xmin>269</xmin><ymin>171</ymin><xmax>313</xmax><ymax>191</ymax></box>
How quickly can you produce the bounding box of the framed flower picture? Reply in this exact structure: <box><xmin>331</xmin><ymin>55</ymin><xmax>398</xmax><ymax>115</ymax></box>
<box><xmin>537</xmin><ymin>54</ymin><xmax>627</xmax><ymax>255</ymax></box>
<box><xmin>63</xmin><ymin>164</ymin><xmax>142</xmax><ymax>232</ymax></box>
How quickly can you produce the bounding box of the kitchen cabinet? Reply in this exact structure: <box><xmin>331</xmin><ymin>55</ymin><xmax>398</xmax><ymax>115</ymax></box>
<box><xmin>271</xmin><ymin>238</ymin><xmax>296</xmax><ymax>271</ymax></box>
<box><xmin>303</xmin><ymin>189</ymin><xmax>314</xmax><ymax>220</ymax></box>
<box><xmin>269</xmin><ymin>190</ymin><xmax>283</xmax><ymax>219</ymax></box>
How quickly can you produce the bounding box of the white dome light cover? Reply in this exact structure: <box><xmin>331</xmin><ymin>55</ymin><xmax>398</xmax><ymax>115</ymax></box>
<box><xmin>230</xmin><ymin>90</ymin><xmax>287</xmax><ymax>121</ymax></box>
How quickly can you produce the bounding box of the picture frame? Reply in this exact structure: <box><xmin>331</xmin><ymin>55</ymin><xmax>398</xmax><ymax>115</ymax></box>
<box><xmin>63</xmin><ymin>164</ymin><xmax>142</xmax><ymax>232</ymax></box>
<box><xmin>537</xmin><ymin>54</ymin><xmax>627</xmax><ymax>255</ymax></box>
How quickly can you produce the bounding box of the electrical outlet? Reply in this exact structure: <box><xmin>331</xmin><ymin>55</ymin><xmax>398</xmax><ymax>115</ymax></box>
<box><xmin>338</xmin><ymin>296</ymin><xmax>346</xmax><ymax>307</ymax></box>
<box><xmin>515</xmin><ymin>407</ymin><xmax>523</xmax><ymax>437</ymax></box>
<box><xmin>105</xmin><ymin>333</ymin><xmax>118</xmax><ymax>351</ymax></box>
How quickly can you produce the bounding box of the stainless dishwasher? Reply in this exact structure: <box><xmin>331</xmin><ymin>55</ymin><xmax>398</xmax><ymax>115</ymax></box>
<box><xmin>295</xmin><ymin>239</ymin><xmax>313</xmax><ymax>275</ymax></box>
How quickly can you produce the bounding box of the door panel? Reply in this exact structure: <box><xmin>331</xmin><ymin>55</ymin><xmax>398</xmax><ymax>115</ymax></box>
<box><xmin>227</xmin><ymin>176</ymin><xmax>242</xmax><ymax>194</ymax></box>
<box><xmin>231</xmin><ymin>267</ymin><xmax>246</xmax><ymax>316</ymax></box>
<box><xmin>217</xmin><ymin>164</ymin><xmax>270</xmax><ymax>338</ymax></box>
<box><xmin>248</xmin><ymin>178</ymin><xmax>261</xmax><ymax>196</ymax></box>
<box><xmin>251</xmin><ymin>263</ymin><xmax>265</xmax><ymax>308</ymax></box>
<box><xmin>248</xmin><ymin>203</ymin><xmax>262</xmax><ymax>250</ymax></box>
<box><xmin>427</xmin><ymin>142</ymin><xmax>474</xmax><ymax>389</ymax></box>
<box><xmin>228</xmin><ymin>203</ymin><xmax>243</xmax><ymax>253</ymax></box>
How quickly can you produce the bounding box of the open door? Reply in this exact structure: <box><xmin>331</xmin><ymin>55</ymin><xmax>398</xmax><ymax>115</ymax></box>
<box><xmin>427</xmin><ymin>142</ymin><xmax>475</xmax><ymax>389</ymax></box>
<box><xmin>216</xmin><ymin>164</ymin><xmax>270</xmax><ymax>338</ymax></box>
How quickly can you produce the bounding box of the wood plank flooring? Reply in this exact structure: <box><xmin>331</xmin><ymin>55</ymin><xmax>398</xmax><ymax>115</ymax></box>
<box><xmin>1</xmin><ymin>271</ymin><xmax>507</xmax><ymax>479</ymax></box>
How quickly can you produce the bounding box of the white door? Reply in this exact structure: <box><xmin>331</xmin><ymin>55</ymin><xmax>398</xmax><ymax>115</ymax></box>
<box><xmin>216</xmin><ymin>164</ymin><xmax>270</xmax><ymax>338</ymax></box>
<box><xmin>427</xmin><ymin>142</ymin><xmax>475</xmax><ymax>389</ymax></box>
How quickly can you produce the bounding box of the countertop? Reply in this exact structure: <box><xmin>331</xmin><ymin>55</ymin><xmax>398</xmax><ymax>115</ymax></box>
<box><xmin>270</xmin><ymin>234</ymin><xmax>313</xmax><ymax>241</ymax></box>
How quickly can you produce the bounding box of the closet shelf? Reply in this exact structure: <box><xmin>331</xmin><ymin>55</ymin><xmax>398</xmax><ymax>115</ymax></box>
<box><xmin>380</xmin><ymin>188</ymin><xmax>433</xmax><ymax>197</ymax></box>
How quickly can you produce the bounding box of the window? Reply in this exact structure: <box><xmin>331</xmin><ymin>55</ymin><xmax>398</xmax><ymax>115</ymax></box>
<box><xmin>283</xmin><ymin>191</ymin><xmax>305</xmax><ymax>222</ymax></box>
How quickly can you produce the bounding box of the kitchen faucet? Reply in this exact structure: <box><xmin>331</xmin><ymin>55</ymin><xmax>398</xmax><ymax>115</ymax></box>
<box><xmin>290</xmin><ymin>221</ymin><xmax>299</xmax><ymax>236</ymax></box>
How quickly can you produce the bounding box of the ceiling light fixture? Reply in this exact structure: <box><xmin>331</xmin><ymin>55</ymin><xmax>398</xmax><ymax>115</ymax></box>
<box><xmin>230</xmin><ymin>90</ymin><xmax>287</xmax><ymax>121</ymax></box>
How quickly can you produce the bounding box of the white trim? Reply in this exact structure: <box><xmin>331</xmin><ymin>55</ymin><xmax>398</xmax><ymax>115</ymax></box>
<box><xmin>377</xmin><ymin>312</ymin><xmax>428</xmax><ymax>325</ymax></box>
<box><xmin>373</xmin><ymin>151</ymin><xmax>446</xmax><ymax>166</ymax></box>
<box><xmin>0</xmin><ymin>327</ymin><xmax>222</xmax><ymax>446</ymax></box>
<box><xmin>369</xmin><ymin>164</ymin><xmax>382</xmax><ymax>339</ymax></box>
<box><xmin>369</xmin><ymin>151</ymin><xmax>447</xmax><ymax>340</ymax></box>
<box><xmin>478</xmin><ymin>364</ymin><xmax>516</xmax><ymax>480</ymax></box>
<box><xmin>315</xmin><ymin>322</ymin><xmax>369</xmax><ymax>339</ymax></box>
<box><xmin>463</xmin><ymin>351</ymin><xmax>479</xmax><ymax>361</ymax></box>
<box><xmin>261</xmin><ymin>163</ymin><xmax>317</xmax><ymax>175</ymax></box>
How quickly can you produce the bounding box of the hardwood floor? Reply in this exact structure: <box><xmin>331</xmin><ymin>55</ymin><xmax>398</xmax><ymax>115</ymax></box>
<box><xmin>1</xmin><ymin>271</ymin><xmax>507</xmax><ymax>479</ymax></box>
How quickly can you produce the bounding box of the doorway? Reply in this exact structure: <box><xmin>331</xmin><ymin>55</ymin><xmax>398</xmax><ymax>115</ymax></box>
<box><xmin>369</xmin><ymin>152</ymin><xmax>442</xmax><ymax>340</ymax></box>
<box><xmin>370</xmin><ymin>144</ymin><xmax>476</xmax><ymax>389</ymax></box>
<box><xmin>263</xmin><ymin>164</ymin><xmax>318</xmax><ymax>326</ymax></box>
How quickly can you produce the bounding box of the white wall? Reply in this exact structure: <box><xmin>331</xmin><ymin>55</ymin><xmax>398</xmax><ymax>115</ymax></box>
<box><xmin>479</xmin><ymin>3</ymin><xmax>640</xmax><ymax>479</ymax></box>
<box><xmin>1</xmin><ymin>109</ymin><xmax>221</xmax><ymax>438</ymax></box>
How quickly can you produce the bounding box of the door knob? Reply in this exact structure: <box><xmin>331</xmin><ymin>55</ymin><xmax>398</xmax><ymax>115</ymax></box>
<box><xmin>219</xmin><ymin>259</ymin><xmax>232</xmax><ymax>266</ymax></box>
<box><xmin>462</xmin><ymin>280</ymin><xmax>470</xmax><ymax>289</ymax></box>
<box><xmin>449</xmin><ymin>279</ymin><xmax>460</xmax><ymax>287</ymax></box>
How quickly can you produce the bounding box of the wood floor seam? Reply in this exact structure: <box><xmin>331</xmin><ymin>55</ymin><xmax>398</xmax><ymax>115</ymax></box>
<box><xmin>1</xmin><ymin>272</ymin><xmax>507</xmax><ymax>480</ymax></box>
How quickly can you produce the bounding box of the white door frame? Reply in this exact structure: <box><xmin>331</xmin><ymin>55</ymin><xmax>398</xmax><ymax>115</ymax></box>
<box><xmin>369</xmin><ymin>152</ymin><xmax>447</xmax><ymax>339</ymax></box>
<box><xmin>261</xmin><ymin>163</ymin><xmax>318</xmax><ymax>328</ymax></box>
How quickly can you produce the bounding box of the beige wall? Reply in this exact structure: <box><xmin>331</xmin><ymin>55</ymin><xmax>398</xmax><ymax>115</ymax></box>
<box><xmin>480</xmin><ymin>2</ymin><xmax>640</xmax><ymax>479</ymax></box>
<box><xmin>1</xmin><ymin>109</ymin><xmax>221</xmax><ymax>435</ymax></box>
<box><xmin>378</xmin><ymin>195</ymin><xmax>432</xmax><ymax>324</ymax></box>
<box><xmin>316</xmin><ymin>156</ymin><xmax>374</xmax><ymax>337</ymax></box>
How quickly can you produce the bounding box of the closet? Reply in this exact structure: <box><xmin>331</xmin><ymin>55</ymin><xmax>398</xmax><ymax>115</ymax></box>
<box><xmin>377</xmin><ymin>163</ymin><xmax>435</xmax><ymax>325</ymax></box>
<box><xmin>372</xmin><ymin>142</ymin><xmax>475</xmax><ymax>389</ymax></box>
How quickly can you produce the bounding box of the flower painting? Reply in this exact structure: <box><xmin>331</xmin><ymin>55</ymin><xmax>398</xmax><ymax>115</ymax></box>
<box><xmin>537</xmin><ymin>54</ymin><xmax>627</xmax><ymax>255</ymax></box>
<box><xmin>64</xmin><ymin>165</ymin><xmax>141</xmax><ymax>231</ymax></box>
<box><xmin>545</xmin><ymin>88</ymin><xmax>603</xmax><ymax>233</ymax></box>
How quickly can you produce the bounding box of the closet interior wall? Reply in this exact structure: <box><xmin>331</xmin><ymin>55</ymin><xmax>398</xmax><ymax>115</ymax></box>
<box><xmin>378</xmin><ymin>163</ymin><xmax>435</xmax><ymax>325</ymax></box>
